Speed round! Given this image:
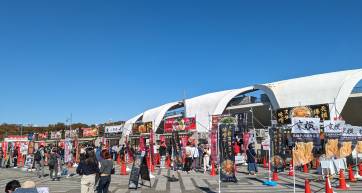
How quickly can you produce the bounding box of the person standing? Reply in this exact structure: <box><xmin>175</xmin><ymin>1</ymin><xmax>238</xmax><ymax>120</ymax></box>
<box><xmin>183</xmin><ymin>142</ymin><xmax>193</xmax><ymax>173</ymax></box>
<box><xmin>34</xmin><ymin>146</ymin><xmax>45</xmax><ymax>178</ymax></box>
<box><xmin>77</xmin><ymin>148</ymin><xmax>99</xmax><ymax>193</ymax></box>
<box><xmin>119</xmin><ymin>145</ymin><xmax>125</xmax><ymax>162</ymax></box>
<box><xmin>0</xmin><ymin>149</ymin><xmax>4</xmax><ymax>168</ymax></box>
<box><xmin>246</xmin><ymin>143</ymin><xmax>258</xmax><ymax>175</ymax></box>
<box><xmin>191</xmin><ymin>144</ymin><xmax>199</xmax><ymax>172</ymax></box>
<box><xmin>49</xmin><ymin>148</ymin><xmax>60</xmax><ymax>181</ymax></box>
<box><xmin>13</xmin><ymin>147</ymin><xmax>18</xmax><ymax>168</ymax></box>
<box><xmin>197</xmin><ymin>144</ymin><xmax>204</xmax><ymax>170</ymax></box>
<box><xmin>159</xmin><ymin>141</ymin><xmax>167</xmax><ymax>168</ymax></box>
<box><xmin>203</xmin><ymin>146</ymin><xmax>210</xmax><ymax>174</ymax></box>
<box><xmin>97</xmin><ymin>150</ymin><xmax>113</xmax><ymax>193</ymax></box>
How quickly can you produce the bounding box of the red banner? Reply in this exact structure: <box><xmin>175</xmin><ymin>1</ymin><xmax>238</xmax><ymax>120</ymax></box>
<box><xmin>164</xmin><ymin>117</ymin><xmax>196</xmax><ymax>133</ymax></box>
<box><xmin>82</xmin><ymin>128</ymin><xmax>98</xmax><ymax>137</ymax></box>
<box><xmin>38</xmin><ymin>132</ymin><xmax>48</xmax><ymax>140</ymax></box>
<box><xmin>210</xmin><ymin>115</ymin><xmax>222</xmax><ymax>162</ymax></box>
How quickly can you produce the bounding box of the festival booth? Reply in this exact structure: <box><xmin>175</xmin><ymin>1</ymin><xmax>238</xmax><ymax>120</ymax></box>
<box><xmin>104</xmin><ymin>125</ymin><xmax>123</xmax><ymax>147</ymax></box>
<box><xmin>3</xmin><ymin>136</ymin><xmax>29</xmax><ymax>167</ymax></box>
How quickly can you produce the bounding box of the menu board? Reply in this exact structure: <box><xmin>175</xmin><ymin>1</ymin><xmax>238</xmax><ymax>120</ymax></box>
<box><xmin>277</xmin><ymin>104</ymin><xmax>330</xmax><ymax>124</ymax></box>
<box><xmin>128</xmin><ymin>151</ymin><xmax>149</xmax><ymax>189</ymax></box>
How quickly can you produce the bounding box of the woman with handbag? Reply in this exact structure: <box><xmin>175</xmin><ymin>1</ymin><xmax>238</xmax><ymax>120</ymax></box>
<box><xmin>97</xmin><ymin>149</ymin><xmax>114</xmax><ymax>193</ymax></box>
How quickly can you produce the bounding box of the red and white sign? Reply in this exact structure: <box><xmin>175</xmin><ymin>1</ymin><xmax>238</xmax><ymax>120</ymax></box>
<box><xmin>82</xmin><ymin>128</ymin><xmax>98</xmax><ymax>137</ymax></box>
<box><xmin>164</xmin><ymin>117</ymin><xmax>196</xmax><ymax>133</ymax></box>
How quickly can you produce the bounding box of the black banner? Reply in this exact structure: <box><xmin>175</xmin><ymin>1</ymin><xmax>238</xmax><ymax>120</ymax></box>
<box><xmin>128</xmin><ymin>151</ymin><xmax>149</xmax><ymax>189</ymax></box>
<box><xmin>171</xmin><ymin>131</ymin><xmax>183</xmax><ymax>169</ymax></box>
<box><xmin>218</xmin><ymin>117</ymin><xmax>237</xmax><ymax>182</ymax></box>
<box><xmin>277</xmin><ymin>104</ymin><xmax>330</xmax><ymax>124</ymax></box>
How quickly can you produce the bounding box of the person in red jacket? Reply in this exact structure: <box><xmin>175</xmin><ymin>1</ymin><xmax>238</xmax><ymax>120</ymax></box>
<box><xmin>233</xmin><ymin>142</ymin><xmax>241</xmax><ymax>156</ymax></box>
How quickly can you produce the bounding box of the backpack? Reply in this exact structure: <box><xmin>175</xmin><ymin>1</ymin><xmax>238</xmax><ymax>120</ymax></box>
<box><xmin>48</xmin><ymin>155</ymin><xmax>57</xmax><ymax>167</ymax></box>
<box><xmin>34</xmin><ymin>150</ymin><xmax>42</xmax><ymax>162</ymax></box>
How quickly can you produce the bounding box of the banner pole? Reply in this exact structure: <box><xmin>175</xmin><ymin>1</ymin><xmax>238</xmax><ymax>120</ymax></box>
<box><xmin>217</xmin><ymin>122</ymin><xmax>221</xmax><ymax>193</ymax></box>
<box><xmin>293</xmin><ymin>147</ymin><xmax>296</xmax><ymax>193</ymax></box>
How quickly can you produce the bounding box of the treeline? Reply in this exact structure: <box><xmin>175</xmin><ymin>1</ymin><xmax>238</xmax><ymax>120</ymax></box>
<box><xmin>0</xmin><ymin>121</ymin><xmax>125</xmax><ymax>138</ymax></box>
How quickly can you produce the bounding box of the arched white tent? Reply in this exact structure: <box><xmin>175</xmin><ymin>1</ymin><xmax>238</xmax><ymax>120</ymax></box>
<box><xmin>255</xmin><ymin>69</ymin><xmax>362</xmax><ymax>119</ymax></box>
<box><xmin>142</xmin><ymin>101</ymin><xmax>181</xmax><ymax>133</ymax></box>
<box><xmin>122</xmin><ymin>113</ymin><xmax>143</xmax><ymax>136</ymax></box>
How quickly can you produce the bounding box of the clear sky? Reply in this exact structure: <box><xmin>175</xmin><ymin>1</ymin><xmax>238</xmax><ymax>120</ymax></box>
<box><xmin>0</xmin><ymin>0</ymin><xmax>361</xmax><ymax>125</ymax></box>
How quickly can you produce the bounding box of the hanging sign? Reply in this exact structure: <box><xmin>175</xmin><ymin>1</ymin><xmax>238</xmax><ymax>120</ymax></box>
<box><xmin>291</xmin><ymin>117</ymin><xmax>321</xmax><ymax>141</ymax></box>
<box><xmin>277</xmin><ymin>104</ymin><xmax>330</xmax><ymax>124</ymax></box>
<box><xmin>164</xmin><ymin>117</ymin><xmax>196</xmax><ymax>133</ymax></box>
<box><xmin>340</xmin><ymin>124</ymin><xmax>362</xmax><ymax>141</ymax></box>
<box><xmin>50</xmin><ymin>131</ymin><xmax>62</xmax><ymax>140</ymax></box>
<box><xmin>65</xmin><ymin>130</ymin><xmax>77</xmax><ymax>138</ymax></box>
<box><xmin>132</xmin><ymin>122</ymin><xmax>152</xmax><ymax>135</ymax></box>
<box><xmin>82</xmin><ymin>128</ymin><xmax>98</xmax><ymax>137</ymax></box>
<box><xmin>323</xmin><ymin>120</ymin><xmax>344</xmax><ymax>138</ymax></box>
<box><xmin>105</xmin><ymin>125</ymin><xmax>123</xmax><ymax>133</ymax></box>
<box><xmin>218</xmin><ymin>117</ymin><xmax>237</xmax><ymax>182</ymax></box>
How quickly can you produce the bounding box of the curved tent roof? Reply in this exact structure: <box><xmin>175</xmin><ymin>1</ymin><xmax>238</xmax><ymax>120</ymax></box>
<box><xmin>185</xmin><ymin>90</ymin><xmax>232</xmax><ymax>132</ymax></box>
<box><xmin>257</xmin><ymin>69</ymin><xmax>362</xmax><ymax>118</ymax></box>
<box><xmin>122</xmin><ymin>113</ymin><xmax>143</xmax><ymax>136</ymax></box>
<box><xmin>213</xmin><ymin>86</ymin><xmax>255</xmax><ymax>115</ymax></box>
<box><xmin>142</xmin><ymin>101</ymin><xmax>181</xmax><ymax>132</ymax></box>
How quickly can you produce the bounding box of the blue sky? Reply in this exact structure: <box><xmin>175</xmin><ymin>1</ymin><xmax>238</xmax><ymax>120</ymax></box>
<box><xmin>0</xmin><ymin>0</ymin><xmax>361</xmax><ymax>125</ymax></box>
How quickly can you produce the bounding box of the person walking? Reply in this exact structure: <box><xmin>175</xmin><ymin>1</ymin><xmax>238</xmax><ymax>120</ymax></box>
<box><xmin>203</xmin><ymin>146</ymin><xmax>210</xmax><ymax>173</ymax></box>
<box><xmin>49</xmin><ymin>148</ymin><xmax>60</xmax><ymax>181</ymax></box>
<box><xmin>34</xmin><ymin>146</ymin><xmax>45</xmax><ymax>178</ymax></box>
<box><xmin>77</xmin><ymin>148</ymin><xmax>99</xmax><ymax>193</ymax></box>
<box><xmin>159</xmin><ymin>141</ymin><xmax>167</xmax><ymax>168</ymax></box>
<box><xmin>246</xmin><ymin>143</ymin><xmax>258</xmax><ymax>175</ymax></box>
<box><xmin>97</xmin><ymin>150</ymin><xmax>113</xmax><ymax>193</ymax></box>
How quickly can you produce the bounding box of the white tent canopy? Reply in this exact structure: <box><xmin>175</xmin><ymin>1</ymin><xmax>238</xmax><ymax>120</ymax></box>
<box><xmin>122</xmin><ymin>113</ymin><xmax>143</xmax><ymax>136</ymax></box>
<box><xmin>124</xmin><ymin>68</ymin><xmax>362</xmax><ymax>134</ymax></box>
<box><xmin>142</xmin><ymin>101</ymin><xmax>181</xmax><ymax>133</ymax></box>
<box><xmin>256</xmin><ymin>69</ymin><xmax>362</xmax><ymax>119</ymax></box>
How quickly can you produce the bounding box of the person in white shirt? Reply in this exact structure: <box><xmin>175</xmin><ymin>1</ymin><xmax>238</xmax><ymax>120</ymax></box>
<box><xmin>203</xmin><ymin>146</ymin><xmax>210</xmax><ymax>173</ymax></box>
<box><xmin>183</xmin><ymin>142</ymin><xmax>193</xmax><ymax>173</ymax></box>
<box><xmin>191</xmin><ymin>144</ymin><xmax>199</xmax><ymax>171</ymax></box>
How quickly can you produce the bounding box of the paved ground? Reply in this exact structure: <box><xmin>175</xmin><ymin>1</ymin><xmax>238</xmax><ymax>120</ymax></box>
<box><xmin>2</xmin><ymin>164</ymin><xmax>362</xmax><ymax>193</ymax></box>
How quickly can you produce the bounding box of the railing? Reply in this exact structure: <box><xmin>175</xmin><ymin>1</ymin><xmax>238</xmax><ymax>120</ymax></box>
<box><xmin>352</xmin><ymin>86</ymin><xmax>362</xmax><ymax>94</ymax></box>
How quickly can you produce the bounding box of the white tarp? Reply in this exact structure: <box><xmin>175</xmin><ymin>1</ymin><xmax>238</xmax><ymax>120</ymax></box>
<box><xmin>123</xmin><ymin>113</ymin><xmax>143</xmax><ymax>136</ymax></box>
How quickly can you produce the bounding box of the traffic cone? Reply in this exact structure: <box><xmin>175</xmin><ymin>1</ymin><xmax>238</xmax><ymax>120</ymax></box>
<box><xmin>210</xmin><ymin>161</ymin><xmax>216</xmax><ymax>176</ymax></box>
<box><xmin>305</xmin><ymin>179</ymin><xmax>311</xmax><ymax>193</ymax></box>
<box><xmin>288</xmin><ymin>163</ymin><xmax>294</xmax><ymax>176</ymax></box>
<box><xmin>263</xmin><ymin>157</ymin><xmax>267</xmax><ymax>168</ymax></box>
<box><xmin>348</xmin><ymin>165</ymin><xmax>357</xmax><ymax>182</ymax></box>
<box><xmin>303</xmin><ymin>164</ymin><xmax>309</xmax><ymax>173</ymax></box>
<box><xmin>325</xmin><ymin>176</ymin><xmax>334</xmax><ymax>193</ymax></box>
<box><xmin>359</xmin><ymin>163</ymin><xmax>362</xmax><ymax>176</ymax></box>
<box><xmin>272</xmin><ymin>168</ymin><xmax>279</xmax><ymax>181</ymax></box>
<box><xmin>117</xmin><ymin>154</ymin><xmax>121</xmax><ymax>165</ymax></box>
<box><xmin>120</xmin><ymin>161</ymin><xmax>127</xmax><ymax>175</ymax></box>
<box><xmin>337</xmin><ymin>169</ymin><xmax>349</xmax><ymax>190</ymax></box>
<box><xmin>166</xmin><ymin>156</ymin><xmax>171</xmax><ymax>169</ymax></box>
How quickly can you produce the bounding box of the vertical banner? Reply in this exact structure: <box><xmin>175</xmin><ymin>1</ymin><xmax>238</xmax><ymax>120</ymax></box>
<box><xmin>211</xmin><ymin>115</ymin><xmax>221</xmax><ymax>162</ymax></box>
<box><xmin>139</xmin><ymin>136</ymin><xmax>145</xmax><ymax>151</ymax></box>
<box><xmin>64</xmin><ymin>138</ymin><xmax>73</xmax><ymax>163</ymax></box>
<box><xmin>150</xmin><ymin>129</ymin><xmax>154</xmax><ymax>164</ymax></box>
<box><xmin>218</xmin><ymin>117</ymin><xmax>237</xmax><ymax>182</ymax></box>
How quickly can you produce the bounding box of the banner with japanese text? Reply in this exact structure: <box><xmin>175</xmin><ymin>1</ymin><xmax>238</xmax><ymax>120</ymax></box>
<box><xmin>218</xmin><ymin>117</ymin><xmax>237</xmax><ymax>182</ymax></box>
<box><xmin>105</xmin><ymin>125</ymin><xmax>124</xmax><ymax>133</ymax></box>
<box><xmin>277</xmin><ymin>104</ymin><xmax>330</xmax><ymax>124</ymax></box>
<box><xmin>323</xmin><ymin>120</ymin><xmax>344</xmax><ymax>139</ymax></box>
<box><xmin>291</xmin><ymin>117</ymin><xmax>321</xmax><ymax>141</ymax></box>
<box><xmin>50</xmin><ymin>131</ymin><xmax>62</xmax><ymax>140</ymax></box>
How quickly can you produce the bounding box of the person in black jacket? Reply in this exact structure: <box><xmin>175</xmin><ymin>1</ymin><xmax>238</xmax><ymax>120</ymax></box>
<box><xmin>77</xmin><ymin>148</ymin><xmax>99</xmax><ymax>193</ymax></box>
<box><xmin>246</xmin><ymin>143</ymin><xmax>258</xmax><ymax>175</ymax></box>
